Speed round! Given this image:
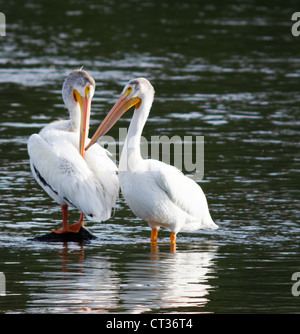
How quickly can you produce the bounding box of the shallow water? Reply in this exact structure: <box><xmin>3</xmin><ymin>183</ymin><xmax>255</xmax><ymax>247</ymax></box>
<box><xmin>0</xmin><ymin>0</ymin><xmax>300</xmax><ymax>314</ymax></box>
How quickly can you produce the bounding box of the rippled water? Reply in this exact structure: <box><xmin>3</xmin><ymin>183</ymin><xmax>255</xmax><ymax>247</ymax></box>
<box><xmin>0</xmin><ymin>0</ymin><xmax>300</xmax><ymax>314</ymax></box>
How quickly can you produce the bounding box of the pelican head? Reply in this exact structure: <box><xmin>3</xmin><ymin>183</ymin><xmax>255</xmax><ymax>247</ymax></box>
<box><xmin>62</xmin><ymin>69</ymin><xmax>95</xmax><ymax>157</ymax></box>
<box><xmin>86</xmin><ymin>77</ymin><xmax>154</xmax><ymax>150</ymax></box>
<box><xmin>122</xmin><ymin>77</ymin><xmax>154</xmax><ymax>105</ymax></box>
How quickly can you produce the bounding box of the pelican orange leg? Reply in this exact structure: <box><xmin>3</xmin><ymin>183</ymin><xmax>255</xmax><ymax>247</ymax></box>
<box><xmin>170</xmin><ymin>232</ymin><xmax>176</xmax><ymax>252</ymax></box>
<box><xmin>52</xmin><ymin>205</ymin><xmax>83</xmax><ymax>234</ymax></box>
<box><xmin>170</xmin><ymin>232</ymin><xmax>176</xmax><ymax>245</ymax></box>
<box><xmin>68</xmin><ymin>212</ymin><xmax>84</xmax><ymax>232</ymax></box>
<box><xmin>151</xmin><ymin>228</ymin><xmax>158</xmax><ymax>243</ymax></box>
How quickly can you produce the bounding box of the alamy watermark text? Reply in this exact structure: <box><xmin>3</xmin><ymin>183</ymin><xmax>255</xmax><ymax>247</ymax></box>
<box><xmin>0</xmin><ymin>12</ymin><xmax>5</xmax><ymax>36</ymax></box>
<box><xmin>100</xmin><ymin>128</ymin><xmax>204</xmax><ymax>181</ymax></box>
<box><xmin>291</xmin><ymin>12</ymin><xmax>300</xmax><ymax>36</ymax></box>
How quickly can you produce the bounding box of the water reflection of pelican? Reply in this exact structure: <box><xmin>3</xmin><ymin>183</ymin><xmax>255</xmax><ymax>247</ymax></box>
<box><xmin>27</xmin><ymin>249</ymin><xmax>121</xmax><ymax>313</ymax></box>
<box><xmin>86</xmin><ymin>78</ymin><xmax>217</xmax><ymax>248</ymax></box>
<box><xmin>119</xmin><ymin>243</ymin><xmax>218</xmax><ymax>313</ymax></box>
<box><xmin>23</xmin><ymin>243</ymin><xmax>217</xmax><ymax>313</ymax></box>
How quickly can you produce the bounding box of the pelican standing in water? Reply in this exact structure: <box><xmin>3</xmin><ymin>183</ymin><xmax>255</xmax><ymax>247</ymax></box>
<box><xmin>28</xmin><ymin>70</ymin><xmax>119</xmax><ymax>234</ymax></box>
<box><xmin>86</xmin><ymin>78</ymin><xmax>217</xmax><ymax>246</ymax></box>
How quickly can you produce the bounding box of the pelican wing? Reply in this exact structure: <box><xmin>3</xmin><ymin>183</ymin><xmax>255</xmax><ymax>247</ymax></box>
<box><xmin>84</xmin><ymin>140</ymin><xmax>119</xmax><ymax>210</ymax></box>
<box><xmin>28</xmin><ymin>132</ymin><xmax>117</xmax><ymax>222</ymax></box>
<box><xmin>152</xmin><ymin>160</ymin><xmax>209</xmax><ymax>221</ymax></box>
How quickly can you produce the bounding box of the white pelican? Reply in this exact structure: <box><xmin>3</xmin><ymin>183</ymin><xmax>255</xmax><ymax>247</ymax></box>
<box><xmin>28</xmin><ymin>70</ymin><xmax>119</xmax><ymax>234</ymax></box>
<box><xmin>86</xmin><ymin>78</ymin><xmax>218</xmax><ymax>246</ymax></box>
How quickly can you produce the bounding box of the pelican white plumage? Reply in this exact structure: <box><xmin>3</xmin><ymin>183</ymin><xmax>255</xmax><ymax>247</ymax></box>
<box><xmin>28</xmin><ymin>70</ymin><xmax>119</xmax><ymax>234</ymax></box>
<box><xmin>86</xmin><ymin>78</ymin><xmax>217</xmax><ymax>246</ymax></box>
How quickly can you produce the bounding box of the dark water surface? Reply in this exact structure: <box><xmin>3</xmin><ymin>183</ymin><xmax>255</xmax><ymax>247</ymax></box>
<box><xmin>0</xmin><ymin>0</ymin><xmax>300</xmax><ymax>313</ymax></box>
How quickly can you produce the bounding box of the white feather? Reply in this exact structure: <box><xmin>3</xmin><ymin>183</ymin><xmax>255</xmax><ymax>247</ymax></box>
<box><xmin>28</xmin><ymin>121</ymin><xmax>118</xmax><ymax>222</ymax></box>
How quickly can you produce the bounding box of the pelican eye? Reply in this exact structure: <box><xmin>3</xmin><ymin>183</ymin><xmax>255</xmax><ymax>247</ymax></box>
<box><xmin>85</xmin><ymin>85</ymin><xmax>91</xmax><ymax>97</ymax></box>
<box><xmin>126</xmin><ymin>86</ymin><xmax>133</xmax><ymax>96</ymax></box>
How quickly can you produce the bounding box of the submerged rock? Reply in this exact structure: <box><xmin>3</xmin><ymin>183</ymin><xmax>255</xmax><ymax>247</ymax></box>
<box><xmin>29</xmin><ymin>226</ymin><xmax>97</xmax><ymax>243</ymax></box>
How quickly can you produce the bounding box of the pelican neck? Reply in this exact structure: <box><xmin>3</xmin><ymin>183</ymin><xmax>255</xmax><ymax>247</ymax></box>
<box><xmin>120</xmin><ymin>97</ymin><xmax>152</xmax><ymax>170</ymax></box>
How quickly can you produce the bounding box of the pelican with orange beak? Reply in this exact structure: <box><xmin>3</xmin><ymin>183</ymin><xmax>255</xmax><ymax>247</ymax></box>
<box><xmin>86</xmin><ymin>78</ymin><xmax>217</xmax><ymax>247</ymax></box>
<box><xmin>28</xmin><ymin>70</ymin><xmax>119</xmax><ymax>234</ymax></box>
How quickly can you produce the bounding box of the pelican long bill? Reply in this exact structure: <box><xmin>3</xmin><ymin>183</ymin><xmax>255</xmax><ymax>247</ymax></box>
<box><xmin>85</xmin><ymin>94</ymin><xmax>141</xmax><ymax>151</ymax></box>
<box><xmin>74</xmin><ymin>86</ymin><xmax>92</xmax><ymax>157</ymax></box>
